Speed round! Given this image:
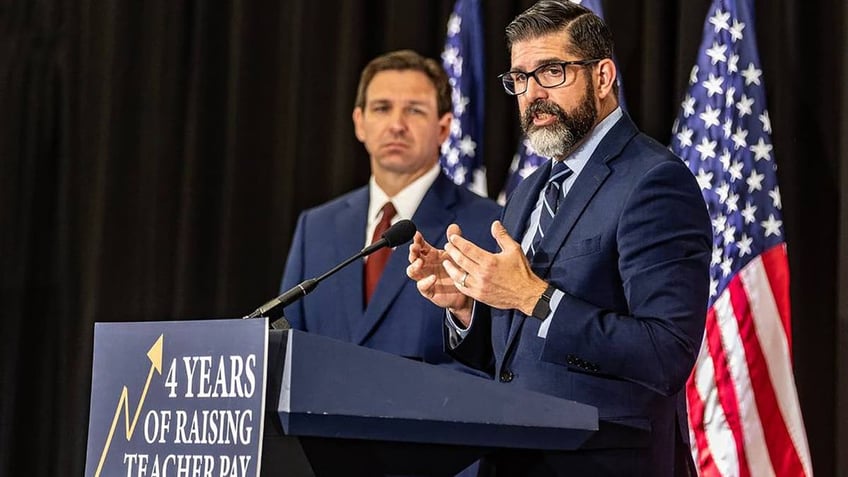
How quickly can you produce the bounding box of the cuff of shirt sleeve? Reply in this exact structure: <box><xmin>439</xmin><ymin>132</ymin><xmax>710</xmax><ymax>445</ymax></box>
<box><xmin>445</xmin><ymin>301</ymin><xmax>477</xmax><ymax>340</ymax></box>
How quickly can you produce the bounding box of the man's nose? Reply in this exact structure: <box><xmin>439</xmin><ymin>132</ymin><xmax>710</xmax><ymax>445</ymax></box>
<box><xmin>524</xmin><ymin>75</ymin><xmax>549</xmax><ymax>101</ymax></box>
<box><xmin>388</xmin><ymin>111</ymin><xmax>408</xmax><ymax>133</ymax></box>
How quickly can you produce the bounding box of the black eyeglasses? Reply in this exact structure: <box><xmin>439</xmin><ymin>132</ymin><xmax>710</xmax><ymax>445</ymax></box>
<box><xmin>499</xmin><ymin>59</ymin><xmax>602</xmax><ymax>95</ymax></box>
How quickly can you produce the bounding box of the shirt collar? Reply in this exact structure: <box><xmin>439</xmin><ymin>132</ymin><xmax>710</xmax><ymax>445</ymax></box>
<box><xmin>367</xmin><ymin>162</ymin><xmax>441</xmax><ymax>223</ymax></box>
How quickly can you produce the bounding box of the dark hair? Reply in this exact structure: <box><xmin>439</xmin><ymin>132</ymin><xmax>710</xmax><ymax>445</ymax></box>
<box><xmin>354</xmin><ymin>49</ymin><xmax>453</xmax><ymax>117</ymax></box>
<box><xmin>506</xmin><ymin>1</ymin><xmax>615</xmax><ymax>63</ymax></box>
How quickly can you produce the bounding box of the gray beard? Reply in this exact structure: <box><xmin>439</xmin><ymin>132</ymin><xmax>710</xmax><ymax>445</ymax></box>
<box><xmin>520</xmin><ymin>78</ymin><xmax>598</xmax><ymax>159</ymax></box>
<box><xmin>526</xmin><ymin>124</ymin><xmax>574</xmax><ymax>159</ymax></box>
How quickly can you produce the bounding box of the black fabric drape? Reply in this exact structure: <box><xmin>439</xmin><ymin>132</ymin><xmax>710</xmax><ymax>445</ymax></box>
<box><xmin>1</xmin><ymin>1</ymin><xmax>843</xmax><ymax>475</ymax></box>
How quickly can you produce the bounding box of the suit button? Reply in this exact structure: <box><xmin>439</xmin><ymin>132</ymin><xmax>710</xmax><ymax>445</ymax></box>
<box><xmin>499</xmin><ymin>370</ymin><xmax>514</xmax><ymax>382</ymax></box>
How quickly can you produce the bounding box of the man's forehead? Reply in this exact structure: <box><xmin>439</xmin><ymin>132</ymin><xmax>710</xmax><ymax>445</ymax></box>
<box><xmin>510</xmin><ymin>34</ymin><xmax>572</xmax><ymax>68</ymax></box>
<box><xmin>369</xmin><ymin>69</ymin><xmax>431</xmax><ymax>86</ymax></box>
<box><xmin>365</xmin><ymin>71</ymin><xmax>437</xmax><ymax>105</ymax></box>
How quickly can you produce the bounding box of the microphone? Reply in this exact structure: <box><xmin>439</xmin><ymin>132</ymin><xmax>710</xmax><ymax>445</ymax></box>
<box><xmin>361</xmin><ymin>218</ymin><xmax>417</xmax><ymax>254</ymax></box>
<box><xmin>244</xmin><ymin>219</ymin><xmax>417</xmax><ymax>326</ymax></box>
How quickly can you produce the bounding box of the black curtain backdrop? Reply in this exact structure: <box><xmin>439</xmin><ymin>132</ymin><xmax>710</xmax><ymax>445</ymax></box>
<box><xmin>2</xmin><ymin>1</ymin><xmax>845</xmax><ymax>475</ymax></box>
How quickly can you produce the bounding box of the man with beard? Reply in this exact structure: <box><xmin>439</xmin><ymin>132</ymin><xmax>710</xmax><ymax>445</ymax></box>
<box><xmin>406</xmin><ymin>2</ymin><xmax>711</xmax><ymax>476</ymax></box>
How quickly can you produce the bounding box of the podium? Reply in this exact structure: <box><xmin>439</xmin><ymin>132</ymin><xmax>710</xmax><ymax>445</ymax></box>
<box><xmin>262</xmin><ymin>329</ymin><xmax>600</xmax><ymax>476</ymax></box>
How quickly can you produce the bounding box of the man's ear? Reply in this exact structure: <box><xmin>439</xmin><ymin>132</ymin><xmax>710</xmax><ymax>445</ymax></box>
<box><xmin>595</xmin><ymin>58</ymin><xmax>617</xmax><ymax>100</ymax></box>
<box><xmin>437</xmin><ymin>112</ymin><xmax>453</xmax><ymax>144</ymax></box>
<box><xmin>352</xmin><ymin>107</ymin><xmax>365</xmax><ymax>142</ymax></box>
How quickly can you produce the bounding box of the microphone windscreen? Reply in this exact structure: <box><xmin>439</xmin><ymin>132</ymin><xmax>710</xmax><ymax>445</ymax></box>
<box><xmin>382</xmin><ymin>219</ymin><xmax>417</xmax><ymax>247</ymax></box>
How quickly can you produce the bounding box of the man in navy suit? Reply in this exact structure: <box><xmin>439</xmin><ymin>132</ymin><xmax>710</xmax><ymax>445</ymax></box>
<box><xmin>407</xmin><ymin>2</ymin><xmax>711</xmax><ymax>476</ymax></box>
<box><xmin>281</xmin><ymin>50</ymin><xmax>501</xmax><ymax>375</ymax></box>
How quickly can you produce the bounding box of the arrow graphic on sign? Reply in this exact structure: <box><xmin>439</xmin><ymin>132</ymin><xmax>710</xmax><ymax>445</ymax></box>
<box><xmin>94</xmin><ymin>334</ymin><xmax>163</xmax><ymax>477</ymax></box>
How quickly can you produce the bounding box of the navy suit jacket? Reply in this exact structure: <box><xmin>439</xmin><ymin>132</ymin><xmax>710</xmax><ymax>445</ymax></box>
<box><xmin>281</xmin><ymin>172</ymin><xmax>502</xmax><ymax>375</ymax></box>
<box><xmin>452</xmin><ymin>115</ymin><xmax>712</xmax><ymax>476</ymax></box>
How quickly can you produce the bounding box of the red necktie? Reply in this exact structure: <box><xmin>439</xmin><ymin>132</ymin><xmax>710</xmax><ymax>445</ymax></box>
<box><xmin>364</xmin><ymin>202</ymin><xmax>397</xmax><ymax>304</ymax></box>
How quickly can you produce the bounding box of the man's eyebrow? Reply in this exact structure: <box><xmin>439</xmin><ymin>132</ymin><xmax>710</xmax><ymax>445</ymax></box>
<box><xmin>511</xmin><ymin>57</ymin><xmax>564</xmax><ymax>71</ymax></box>
<box><xmin>366</xmin><ymin>98</ymin><xmax>432</xmax><ymax>109</ymax></box>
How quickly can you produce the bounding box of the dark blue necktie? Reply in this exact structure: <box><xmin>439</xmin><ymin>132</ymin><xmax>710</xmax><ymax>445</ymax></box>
<box><xmin>529</xmin><ymin>161</ymin><xmax>573</xmax><ymax>258</ymax></box>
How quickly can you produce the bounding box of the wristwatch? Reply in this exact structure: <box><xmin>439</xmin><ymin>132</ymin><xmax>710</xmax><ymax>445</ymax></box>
<box><xmin>531</xmin><ymin>284</ymin><xmax>557</xmax><ymax>320</ymax></box>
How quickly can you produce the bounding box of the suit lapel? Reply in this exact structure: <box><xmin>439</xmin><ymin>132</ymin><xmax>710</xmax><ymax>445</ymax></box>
<box><xmin>353</xmin><ymin>174</ymin><xmax>458</xmax><ymax>345</ymax></box>
<box><xmin>334</xmin><ymin>189</ymin><xmax>369</xmax><ymax>341</ymax></box>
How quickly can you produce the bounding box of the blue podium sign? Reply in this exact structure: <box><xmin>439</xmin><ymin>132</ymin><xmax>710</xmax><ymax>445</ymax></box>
<box><xmin>84</xmin><ymin>318</ymin><xmax>268</xmax><ymax>477</ymax></box>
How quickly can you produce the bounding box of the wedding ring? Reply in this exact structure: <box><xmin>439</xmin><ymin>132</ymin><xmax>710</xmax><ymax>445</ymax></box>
<box><xmin>460</xmin><ymin>271</ymin><xmax>469</xmax><ymax>288</ymax></box>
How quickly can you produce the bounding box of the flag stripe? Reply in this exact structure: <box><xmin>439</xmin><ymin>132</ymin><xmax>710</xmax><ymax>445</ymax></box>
<box><xmin>688</xmin><ymin>324</ymin><xmax>737</xmax><ymax>476</ymax></box>
<box><xmin>740</xmin><ymin>248</ymin><xmax>813</xmax><ymax>476</ymax></box>
<box><xmin>760</xmin><ymin>243</ymin><xmax>792</xmax><ymax>352</ymax></box>
<box><xmin>725</xmin><ymin>272</ymin><xmax>775</xmax><ymax>476</ymax></box>
<box><xmin>758</xmin><ymin>246</ymin><xmax>813</xmax><ymax>475</ymax></box>
<box><xmin>710</xmin><ymin>292</ymin><xmax>754</xmax><ymax>476</ymax></box>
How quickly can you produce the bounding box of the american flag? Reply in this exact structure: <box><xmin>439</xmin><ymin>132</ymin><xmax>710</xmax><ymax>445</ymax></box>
<box><xmin>669</xmin><ymin>1</ymin><xmax>813</xmax><ymax>475</ymax></box>
<box><xmin>441</xmin><ymin>0</ymin><xmax>487</xmax><ymax>196</ymax></box>
<box><xmin>498</xmin><ymin>0</ymin><xmax>626</xmax><ymax>204</ymax></box>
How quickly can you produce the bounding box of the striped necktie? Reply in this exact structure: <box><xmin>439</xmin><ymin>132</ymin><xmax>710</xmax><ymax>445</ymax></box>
<box><xmin>529</xmin><ymin>161</ymin><xmax>573</xmax><ymax>258</ymax></box>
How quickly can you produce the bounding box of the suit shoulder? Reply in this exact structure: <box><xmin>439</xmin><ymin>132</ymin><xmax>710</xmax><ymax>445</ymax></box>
<box><xmin>298</xmin><ymin>186</ymin><xmax>368</xmax><ymax>219</ymax></box>
<box><xmin>456</xmin><ymin>188</ymin><xmax>503</xmax><ymax>214</ymax></box>
<box><xmin>625</xmin><ymin>132</ymin><xmax>689</xmax><ymax>166</ymax></box>
<box><xmin>625</xmin><ymin>132</ymin><xmax>672</xmax><ymax>157</ymax></box>
<box><xmin>436</xmin><ymin>176</ymin><xmax>501</xmax><ymax>213</ymax></box>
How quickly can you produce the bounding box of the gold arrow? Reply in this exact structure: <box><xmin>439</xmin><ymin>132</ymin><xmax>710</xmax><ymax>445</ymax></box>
<box><xmin>94</xmin><ymin>334</ymin><xmax>163</xmax><ymax>477</ymax></box>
